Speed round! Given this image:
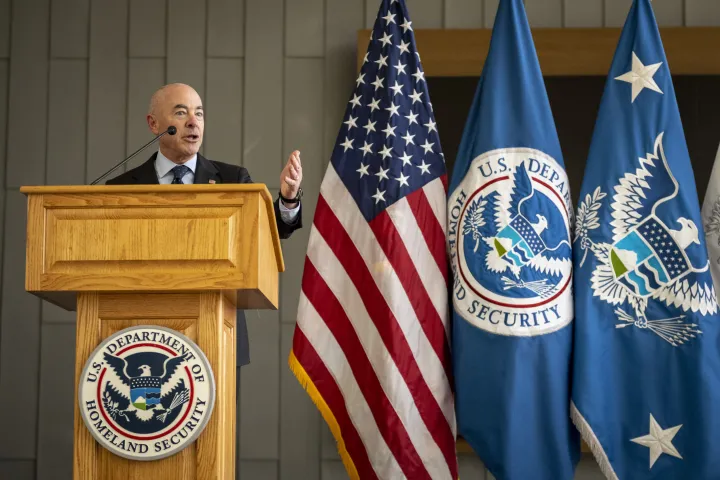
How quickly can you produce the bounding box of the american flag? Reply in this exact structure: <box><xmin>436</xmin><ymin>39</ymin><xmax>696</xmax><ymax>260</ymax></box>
<box><xmin>288</xmin><ymin>0</ymin><xmax>458</xmax><ymax>478</ymax></box>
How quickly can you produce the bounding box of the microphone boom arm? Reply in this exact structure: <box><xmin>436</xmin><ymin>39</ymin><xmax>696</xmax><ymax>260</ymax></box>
<box><xmin>89</xmin><ymin>126</ymin><xmax>177</xmax><ymax>185</ymax></box>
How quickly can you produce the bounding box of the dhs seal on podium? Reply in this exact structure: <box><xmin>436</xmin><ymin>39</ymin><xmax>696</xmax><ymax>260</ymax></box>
<box><xmin>78</xmin><ymin>326</ymin><xmax>216</xmax><ymax>460</ymax></box>
<box><xmin>448</xmin><ymin>148</ymin><xmax>574</xmax><ymax>336</ymax></box>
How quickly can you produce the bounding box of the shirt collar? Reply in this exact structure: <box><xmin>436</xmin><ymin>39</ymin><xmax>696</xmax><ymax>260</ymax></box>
<box><xmin>155</xmin><ymin>148</ymin><xmax>197</xmax><ymax>178</ymax></box>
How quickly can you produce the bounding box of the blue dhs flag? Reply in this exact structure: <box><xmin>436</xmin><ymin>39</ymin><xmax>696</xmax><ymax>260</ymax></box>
<box><xmin>571</xmin><ymin>0</ymin><xmax>720</xmax><ymax>478</ymax></box>
<box><xmin>447</xmin><ymin>0</ymin><xmax>579</xmax><ymax>478</ymax></box>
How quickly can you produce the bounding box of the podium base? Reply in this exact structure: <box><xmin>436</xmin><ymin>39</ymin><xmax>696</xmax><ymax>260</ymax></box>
<box><xmin>72</xmin><ymin>292</ymin><xmax>236</xmax><ymax>480</ymax></box>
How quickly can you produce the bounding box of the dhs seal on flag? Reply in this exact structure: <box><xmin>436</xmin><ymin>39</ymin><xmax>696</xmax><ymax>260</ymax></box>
<box><xmin>78</xmin><ymin>326</ymin><xmax>215</xmax><ymax>460</ymax></box>
<box><xmin>448</xmin><ymin>148</ymin><xmax>573</xmax><ymax>336</ymax></box>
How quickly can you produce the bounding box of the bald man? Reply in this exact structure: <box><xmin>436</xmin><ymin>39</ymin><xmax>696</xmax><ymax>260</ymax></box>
<box><xmin>107</xmin><ymin>83</ymin><xmax>303</xmax><ymax>367</ymax></box>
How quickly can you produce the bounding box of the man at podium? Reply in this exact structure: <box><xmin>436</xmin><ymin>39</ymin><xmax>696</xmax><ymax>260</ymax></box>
<box><xmin>105</xmin><ymin>82</ymin><xmax>304</xmax><ymax>368</ymax></box>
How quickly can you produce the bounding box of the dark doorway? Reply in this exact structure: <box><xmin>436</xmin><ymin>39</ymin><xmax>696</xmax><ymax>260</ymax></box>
<box><xmin>428</xmin><ymin>76</ymin><xmax>720</xmax><ymax>207</ymax></box>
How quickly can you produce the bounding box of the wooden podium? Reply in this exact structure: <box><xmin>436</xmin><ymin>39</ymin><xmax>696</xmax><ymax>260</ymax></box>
<box><xmin>20</xmin><ymin>184</ymin><xmax>284</xmax><ymax>480</ymax></box>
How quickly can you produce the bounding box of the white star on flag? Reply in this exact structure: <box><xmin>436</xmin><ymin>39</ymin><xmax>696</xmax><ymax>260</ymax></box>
<box><xmin>383</xmin><ymin>124</ymin><xmax>397</xmax><ymax>137</ymax></box>
<box><xmin>420</xmin><ymin>139</ymin><xmax>434</xmax><ymax>154</ymax></box>
<box><xmin>349</xmin><ymin>94</ymin><xmax>362</xmax><ymax>109</ymax></box>
<box><xmin>363</xmin><ymin>119</ymin><xmax>376</xmax><ymax>134</ymax></box>
<box><xmin>417</xmin><ymin>159</ymin><xmax>431</xmax><ymax>175</ymax></box>
<box><xmin>372</xmin><ymin>76</ymin><xmax>385</xmax><ymax>91</ymax></box>
<box><xmin>340</xmin><ymin>137</ymin><xmax>354</xmax><ymax>152</ymax></box>
<box><xmin>379</xmin><ymin>145</ymin><xmax>393</xmax><ymax>159</ymax></box>
<box><xmin>615</xmin><ymin>51</ymin><xmax>663</xmax><ymax>103</ymax></box>
<box><xmin>372</xmin><ymin>188</ymin><xmax>386</xmax><ymax>204</ymax></box>
<box><xmin>360</xmin><ymin>141</ymin><xmax>374</xmax><ymax>156</ymax></box>
<box><xmin>390</xmin><ymin>81</ymin><xmax>403</xmax><ymax>96</ymax></box>
<box><xmin>386</xmin><ymin>102</ymin><xmax>401</xmax><ymax>117</ymax></box>
<box><xmin>395</xmin><ymin>172</ymin><xmax>410</xmax><ymax>187</ymax></box>
<box><xmin>409</xmin><ymin>89</ymin><xmax>423</xmax><ymax>104</ymax></box>
<box><xmin>397</xmin><ymin>40</ymin><xmax>410</xmax><ymax>54</ymax></box>
<box><xmin>631</xmin><ymin>414</ymin><xmax>683</xmax><ymax>469</ymax></box>
<box><xmin>356</xmin><ymin>162</ymin><xmax>370</xmax><ymax>178</ymax></box>
<box><xmin>344</xmin><ymin>116</ymin><xmax>358</xmax><ymax>131</ymax></box>
<box><xmin>375</xmin><ymin>166</ymin><xmax>390</xmax><ymax>181</ymax></box>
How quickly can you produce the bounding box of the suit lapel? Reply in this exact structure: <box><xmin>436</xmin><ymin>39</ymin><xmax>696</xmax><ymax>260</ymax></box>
<box><xmin>129</xmin><ymin>153</ymin><xmax>219</xmax><ymax>184</ymax></box>
<box><xmin>194</xmin><ymin>154</ymin><xmax>221</xmax><ymax>184</ymax></box>
<box><xmin>131</xmin><ymin>153</ymin><xmax>160</xmax><ymax>184</ymax></box>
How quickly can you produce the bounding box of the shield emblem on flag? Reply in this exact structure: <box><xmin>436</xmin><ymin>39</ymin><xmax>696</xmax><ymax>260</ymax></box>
<box><xmin>493</xmin><ymin>213</ymin><xmax>548</xmax><ymax>269</ymax></box>
<box><xmin>610</xmin><ymin>216</ymin><xmax>691</xmax><ymax>297</ymax></box>
<box><xmin>130</xmin><ymin>375</ymin><xmax>162</xmax><ymax>411</ymax></box>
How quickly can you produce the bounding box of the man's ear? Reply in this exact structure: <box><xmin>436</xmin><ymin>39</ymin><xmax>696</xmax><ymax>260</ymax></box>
<box><xmin>147</xmin><ymin>114</ymin><xmax>159</xmax><ymax>135</ymax></box>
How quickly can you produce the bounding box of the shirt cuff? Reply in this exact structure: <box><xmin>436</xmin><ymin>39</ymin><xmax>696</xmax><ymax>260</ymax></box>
<box><xmin>278</xmin><ymin>199</ymin><xmax>300</xmax><ymax>224</ymax></box>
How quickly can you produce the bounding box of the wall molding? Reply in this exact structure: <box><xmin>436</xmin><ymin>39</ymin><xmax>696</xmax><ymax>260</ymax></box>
<box><xmin>358</xmin><ymin>27</ymin><xmax>720</xmax><ymax>76</ymax></box>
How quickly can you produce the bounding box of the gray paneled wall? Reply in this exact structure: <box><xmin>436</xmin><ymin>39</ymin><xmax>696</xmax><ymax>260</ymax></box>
<box><xmin>0</xmin><ymin>0</ymin><xmax>717</xmax><ymax>479</ymax></box>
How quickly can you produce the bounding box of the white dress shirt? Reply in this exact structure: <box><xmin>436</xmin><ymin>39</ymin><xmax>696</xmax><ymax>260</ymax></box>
<box><xmin>154</xmin><ymin>148</ymin><xmax>300</xmax><ymax>224</ymax></box>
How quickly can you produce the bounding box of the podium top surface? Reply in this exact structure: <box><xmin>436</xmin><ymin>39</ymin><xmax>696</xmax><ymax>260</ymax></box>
<box><xmin>21</xmin><ymin>184</ymin><xmax>274</xmax><ymax>194</ymax></box>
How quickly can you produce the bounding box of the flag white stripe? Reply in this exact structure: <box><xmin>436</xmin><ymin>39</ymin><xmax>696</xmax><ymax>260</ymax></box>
<box><xmin>320</xmin><ymin>164</ymin><xmax>455</xmax><ymax>425</ymax></box>
<box><xmin>423</xmin><ymin>178</ymin><xmax>448</xmax><ymax>235</ymax></box>
<box><xmin>386</xmin><ymin>197</ymin><xmax>451</xmax><ymax>352</ymax></box>
<box><xmin>306</xmin><ymin>226</ymin><xmax>452</xmax><ymax>480</ymax></box>
<box><xmin>296</xmin><ymin>290</ymin><xmax>404</xmax><ymax>479</ymax></box>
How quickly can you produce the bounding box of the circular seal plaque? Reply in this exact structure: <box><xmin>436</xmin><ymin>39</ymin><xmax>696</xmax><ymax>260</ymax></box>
<box><xmin>78</xmin><ymin>325</ymin><xmax>216</xmax><ymax>461</ymax></box>
<box><xmin>448</xmin><ymin>148</ymin><xmax>574</xmax><ymax>336</ymax></box>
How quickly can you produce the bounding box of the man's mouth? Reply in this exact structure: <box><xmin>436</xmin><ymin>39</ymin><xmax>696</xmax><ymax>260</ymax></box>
<box><xmin>183</xmin><ymin>134</ymin><xmax>200</xmax><ymax>142</ymax></box>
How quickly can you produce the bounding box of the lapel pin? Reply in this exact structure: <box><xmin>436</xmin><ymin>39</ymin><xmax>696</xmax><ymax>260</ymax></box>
<box><xmin>209</xmin><ymin>179</ymin><xmax>216</xmax><ymax>184</ymax></box>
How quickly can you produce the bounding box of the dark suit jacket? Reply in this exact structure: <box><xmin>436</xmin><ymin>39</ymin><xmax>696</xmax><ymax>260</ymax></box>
<box><xmin>106</xmin><ymin>152</ymin><xmax>302</xmax><ymax>366</ymax></box>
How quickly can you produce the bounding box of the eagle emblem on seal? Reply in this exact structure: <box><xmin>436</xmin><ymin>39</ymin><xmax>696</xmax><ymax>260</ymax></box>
<box><xmin>463</xmin><ymin>161</ymin><xmax>572</xmax><ymax>299</ymax></box>
<box><xmin>102</xmin><ymin>350</ymin><xmax>192</xmax><ymax>423</ymax></box>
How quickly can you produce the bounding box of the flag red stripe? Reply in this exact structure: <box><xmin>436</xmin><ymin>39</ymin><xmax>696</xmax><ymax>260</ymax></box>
<box><xmin>368</xmin><ymin>210</ymin><xmax>458</xmax><ymax>477</ymax></box>
<box><xmin>301</xmin><ymin>257</ymin><xmax>429</xmax><ymax>479</ymax></box>
<box><xmin>315</xmin><ymin>194</ymin><xmax>456</xmax><ymax>479</ymax></box>
<box><xmin>370</xmin><ymin>206</ymin><xmax>451</xmax><ymax>380</ymax></box>
<box><xmin>292</xmin><ymin>325</ymin><xmax>377</xmax><ymax>479</ymax></box>
<box><xmin>407</xmin><ymin>188</ymin><xmax>449</xmax><ymax>284</ymax></box>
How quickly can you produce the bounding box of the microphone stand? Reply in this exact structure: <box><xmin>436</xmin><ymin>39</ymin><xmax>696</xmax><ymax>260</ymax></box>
<box><xmin>89</xmin><ymin>126</ymin><xmax>177</xmax><ymax>185</ymax></box>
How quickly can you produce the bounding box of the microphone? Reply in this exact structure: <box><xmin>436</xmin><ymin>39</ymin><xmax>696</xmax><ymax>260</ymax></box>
<box><xmin>89</xmin><ymin>126</ymin><xmax>177</xmax><ymax>185</ymax></box>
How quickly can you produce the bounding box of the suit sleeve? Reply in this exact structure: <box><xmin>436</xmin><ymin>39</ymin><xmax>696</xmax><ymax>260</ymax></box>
<box><xmin>237</xmin><ymin>167</ymin><xmax>302</xmax><ymax>239</ymax></box>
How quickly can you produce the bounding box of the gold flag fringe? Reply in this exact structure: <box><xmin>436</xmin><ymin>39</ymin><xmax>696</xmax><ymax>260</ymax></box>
<box><xmin>288</xmin><ymin>350</ymin><xmax>360</xmax><ymax>480</ymax></box>
<box><xmin>570</xmin><ymin>401</ymin><xmax>619</xmax><ymax>480</ymax></box>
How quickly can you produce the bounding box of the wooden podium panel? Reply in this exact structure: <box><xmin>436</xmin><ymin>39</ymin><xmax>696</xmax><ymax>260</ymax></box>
<box><xmin>72</xmin><ymin>292</ymin><xmax>236</xmax><ymax>480</ymax></box>
<box><xmin>20</xmin><ymin>185</ymin><xmax>284</xmax><ymax>480</ymax></box>
<box><xmin>22</xmin><ymin>185</ymin><xmax>284</xmax><ymax>311</ymax></box>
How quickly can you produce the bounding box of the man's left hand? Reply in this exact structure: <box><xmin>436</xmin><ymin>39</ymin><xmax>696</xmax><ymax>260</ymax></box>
<box><xmin>280</xmin><ymin>150</ymin><xmax>302</xmax><ymax>207</ymax></box>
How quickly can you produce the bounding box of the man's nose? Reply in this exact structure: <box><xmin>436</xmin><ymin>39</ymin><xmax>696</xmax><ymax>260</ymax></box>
<box><xmin>185</xmin><ymin>116</ymin><xmax>197</xmax><ymax>128</ymax></box>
